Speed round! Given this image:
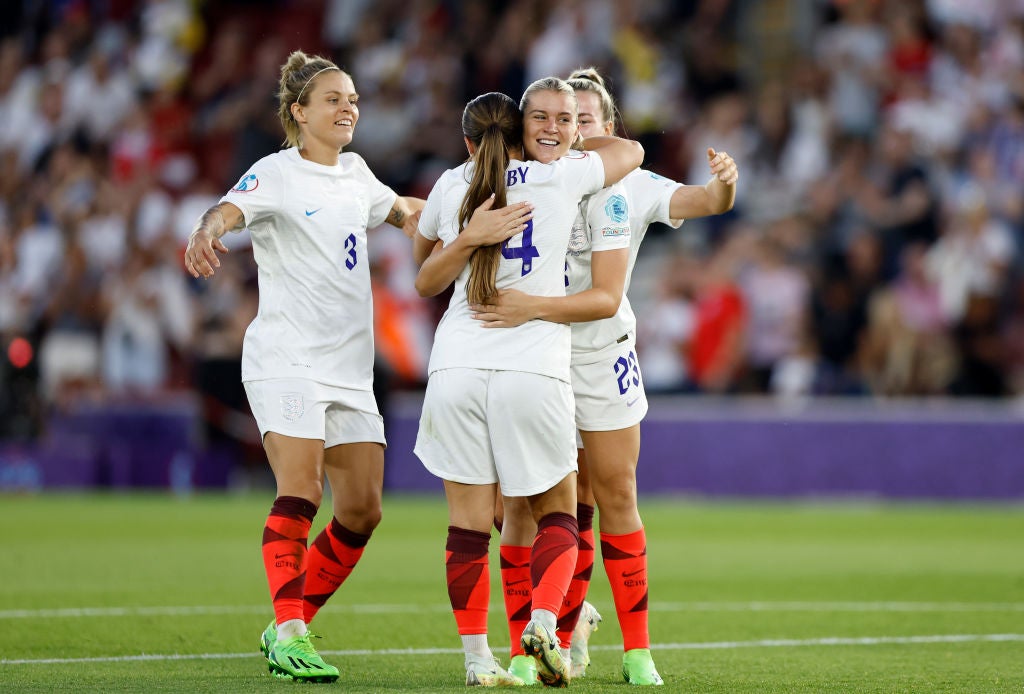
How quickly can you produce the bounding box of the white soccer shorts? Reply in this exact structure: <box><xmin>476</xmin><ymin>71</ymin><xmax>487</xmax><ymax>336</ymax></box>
<box><xmin>414</xmin><ymin>368</ymin><xmax>577</xmax><ymax>497</ymax></box>
<box><xmin>571</xmin><ymin>333</ymin><xmax>648</xmax><ymax>443</ymax></box>
<box><xmin>244</xmin><ymin>377</ymin><xmax>386</xmax><ymax>448</ymax></box>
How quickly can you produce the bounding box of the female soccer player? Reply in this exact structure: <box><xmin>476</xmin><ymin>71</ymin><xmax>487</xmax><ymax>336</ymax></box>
<box><xmin>184</xmin><ymin>51</ymin><xmax>425</xmax><ymax>683</ymax></box>
<box><xmin>474</xmin><ymin>68</ymin><xmax>738</xmax><ymax>686</ymax></box>
<box><xmin>412</xmin><ymin>81</ymin><xmax>643</xmax><ymax>687</ymax></box>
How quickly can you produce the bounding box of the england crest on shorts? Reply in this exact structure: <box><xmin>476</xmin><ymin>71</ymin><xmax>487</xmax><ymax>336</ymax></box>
<box><xmin>280</xmin><ymin>393</ymin><xmax>304</xmax><ymax>421</ymax></box>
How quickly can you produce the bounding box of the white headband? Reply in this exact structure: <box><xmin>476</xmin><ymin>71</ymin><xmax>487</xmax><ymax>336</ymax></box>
<box><xmin>295</xmin><ymin>66</ymin><xmax>341</xmax><ymax>105</ymax></box>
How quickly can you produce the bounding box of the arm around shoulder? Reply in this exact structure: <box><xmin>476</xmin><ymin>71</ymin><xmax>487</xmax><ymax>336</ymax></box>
<box><xmin>584</xmin><ymin>135</ymin><xmax>644</xmax><ymax>187</ymax></box>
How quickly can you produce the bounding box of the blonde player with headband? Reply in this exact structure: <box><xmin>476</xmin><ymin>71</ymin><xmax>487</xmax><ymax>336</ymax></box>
<box><xmin>474</xmin><ymin>68</ymin><xmax>738</xmax><ymax>686</ymax></box>
<box><xmin>412</xmin><ymin>82</ymin><xmax>643</xmax><ymax>687</ymax></box>
<box><xmin>184</xmin><ymin>50</ymin><xmax>427</xmax><ymax>683</ymax></box>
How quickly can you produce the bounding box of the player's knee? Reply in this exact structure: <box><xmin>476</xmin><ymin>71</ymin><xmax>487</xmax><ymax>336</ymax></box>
<box><xmin>338</xmin><ymin>496</ymin><xmax>382</xmax><ymax>532</ymax></box>
<box><xmin>593</xmin><ymin>476</ymin><xmax>637</xmax><ymax>511</ymax></box>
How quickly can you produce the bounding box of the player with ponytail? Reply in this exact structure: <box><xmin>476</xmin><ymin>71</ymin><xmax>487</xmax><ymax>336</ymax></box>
<box><xmin>411</xmin><ymin>84</ymin><xmax>643</xmax><ymax>687</ymax></box>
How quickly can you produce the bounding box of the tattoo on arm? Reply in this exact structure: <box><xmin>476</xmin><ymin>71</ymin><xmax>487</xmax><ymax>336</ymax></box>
<box><xmin>193</xmin><ymin>207</ymin><xmax>226</xmax><ymax>239</ymax></box>
<box><xmin>387</xmin><ymin>205</ymin><xmax>406</xmax><ymax>227</ymax></box>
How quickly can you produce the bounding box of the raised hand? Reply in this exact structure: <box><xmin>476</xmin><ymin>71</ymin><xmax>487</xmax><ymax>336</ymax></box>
<box><xmin>707</xmin><ymin>147</ymin><xmax>738</xmax><ymax>185</ymax></box>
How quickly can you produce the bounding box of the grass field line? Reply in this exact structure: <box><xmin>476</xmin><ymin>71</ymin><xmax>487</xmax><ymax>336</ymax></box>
<box><xmin>3</xmin><ymin>600</ymin><xmax>1024</xmax><ymax>620</ymax></box>
<box><xmin>3</xmin><ymin>633</ymin><xmax>1022</xmax><ymax>666</ymax></box>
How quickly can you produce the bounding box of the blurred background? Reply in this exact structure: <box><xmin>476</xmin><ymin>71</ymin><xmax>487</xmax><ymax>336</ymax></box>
<box><xmin>0</xmin><ymin>0</ymin><xmax>1022</xmax><ymax>498</ymax></box>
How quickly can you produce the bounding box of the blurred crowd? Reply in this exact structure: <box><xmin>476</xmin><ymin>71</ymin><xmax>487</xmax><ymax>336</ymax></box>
<box><xmin>2</xmin><ymin>0</ymin><xmax>1024</xmax><ymax>443</ymax></box>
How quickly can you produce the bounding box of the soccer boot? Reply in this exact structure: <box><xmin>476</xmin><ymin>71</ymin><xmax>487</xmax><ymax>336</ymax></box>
<box><xmin>259</xmin><ymin>620</ymin><xmax>276</xmax><ymax>659</ymax></box>
<box><xmin>520</xmin><ymin>620</ymin><xmax>570</xmax><ymax>688</ymax></box>
<box><xmin>568</xmin><ymin>601</ymin><xmax>602</xmax><ymax>678</ymax></box>
<box><xmin>465</xmin><ymin>653</ymin><xmax>525</xmax><ymax>687</ymax></box>
<box><xmin>267</xmin><ymin>632</ymin><xmax>340</xmax><ymax>683</ymax></box>
<box><xmin>622</xmin><ymin>648</ymin><xmax>663</xmax><ymax>686</ymax></box>
<box><xmin>508</xmin><ymin>654</ymin><xmax>540</xmax><ymax>686</ymax></box>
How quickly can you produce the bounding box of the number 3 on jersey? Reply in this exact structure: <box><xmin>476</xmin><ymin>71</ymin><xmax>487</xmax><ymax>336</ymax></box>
<box><xmin>344</xmin><ymin>233</ymin><xmax>357</xmax><ymax>270</ymax></box>
<box><xmin>501</xmin><ymin>219</ymin><xmax>540</xmax><ymax>276</ymax></box>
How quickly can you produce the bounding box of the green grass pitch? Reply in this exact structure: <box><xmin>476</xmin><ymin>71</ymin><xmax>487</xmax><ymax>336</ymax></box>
<box><xmin>0</xmin><ymin>493</ymin><xmax>1021</xmax><ymax>692</ymax></box>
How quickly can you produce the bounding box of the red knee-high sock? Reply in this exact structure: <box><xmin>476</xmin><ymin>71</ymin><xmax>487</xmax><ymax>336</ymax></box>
<box><xmin>531</xmin><ymin>512</ymin><xmax>579</xmax><ymax>638</ymax></box>
<box><xmin>446</xmin><ymin>526</ymin><xmax>491</xmax><ymax>635</ymax></box>
<box><xmin>601</xmin><ymin>528</ymin><xmax>650</xmax><ymax>650</ymax></box>
<box><xmin>303</xmin><ymin>518</ymin><xmax>371</xmax><ymax>622</ymax></box>
<box><xmin>262</xmin><ymin>496</ymin><xmax>318</xmax><ymax>626</ymax></box>
<box><xmin>556</xmin><ymin>503</ymin><xmax>595</xmax><ymax>646</ymax></box>
<box><xmin>500</xmin><ymin>544</ymin><xmax>532</xmax><ymax>657</ymax></box>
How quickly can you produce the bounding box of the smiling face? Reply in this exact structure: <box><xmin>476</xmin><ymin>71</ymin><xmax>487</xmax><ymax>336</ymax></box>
<box><xmin>521</xmin><ymin>89</ymin><xmax>579</xmax><ymax>164</ymax></box>
<box><xmin>291</xmin><ymin>70</ymin><xmax>359</xmax><ymax>154</ymax></box>
<box><xmin>575</xmin><ymin>90</ymin><xmax>614</xmax><ymax>139</ymax></box>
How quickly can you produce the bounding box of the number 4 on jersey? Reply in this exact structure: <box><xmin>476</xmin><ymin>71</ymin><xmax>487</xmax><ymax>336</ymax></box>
<box><xmin>501</xmin><ymin>219</ymin><xmax>540</xmax><ymax>276</ymax></box>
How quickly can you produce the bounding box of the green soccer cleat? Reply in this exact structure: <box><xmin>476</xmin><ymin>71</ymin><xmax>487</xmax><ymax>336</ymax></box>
<box><xmin>465</xmin><ymin>652</ymin><xmax>525</xmax><ymax>687</ymax></box>
<box><xmin>569</xmin><ymin>601</ymin><xmax>602</xmax><ymax>678</ymax></box>
<box><xmin>520</xmin><ymin>620</ymin><xmax>570</xmax><ymax>688</ymax></box>
<box><xmin>267</xmin><ymin>633</ymin><xmax>340</xmax><ymax>683</ymax></box>
<box><xmin>508</xmin><ymin>654</ymin><xmax>540</xmax><ymax>686</ymax></box>
<box><xmin>259</xmin><ymin>620</ymin><xmax>277</xmax><ymax>659</ymax></box>
<box><xmin>622</xmin><ymin>648</ymin><xmax>663</xmax><ymax>686</ymax></box>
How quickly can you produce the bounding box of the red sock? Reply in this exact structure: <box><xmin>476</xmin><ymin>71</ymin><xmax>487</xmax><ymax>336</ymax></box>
<box><xmin>303</xmin><ymin>518</ymin><xmax>370</xmax><ymax>622</ymax></box>
<box><xmin>556</xmin><ymin>503</ymin><xmax>595</xmax><ymax>645</ymax></box>
<box><xmin>601</xmin><ymin>528</ymin><xmax>649</xmax><ymax>650</ymax></box>
<box><xmin>446</xmin><ymin>526</ymin><xmax>491</xmax><ymax>635</ymax></box>
<box><xmin>262</xmin><ymin>496</ymin><xmax>317</xmax><ymax>626</ymax></box>
<box><xmin>500</xmin><ymin>544</ymin><xmax>532</xmax><ymax>657</ymax></box>
<box><xmin>531</xmin><ymin>512</ymin><xmax>579</xmax><ymax>639</ymax></box>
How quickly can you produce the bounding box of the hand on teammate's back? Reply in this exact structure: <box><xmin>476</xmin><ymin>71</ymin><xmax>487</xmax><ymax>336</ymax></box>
<box><xmin>461</xmin><ymin>195</ymin><xmax>534</xmax><ymax>248</ymax></box>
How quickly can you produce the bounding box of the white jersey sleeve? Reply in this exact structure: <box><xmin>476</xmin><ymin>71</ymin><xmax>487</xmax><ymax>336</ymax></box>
<box><xmin>587</xmin><ymin>182</ymin><xmax>631</xmax><ymax>253</ymax></box>
<box><xmin>352</xmin><ymin>153</ymin><xmax>398</xmax><ymax>228</ymax></box>
<box><xmin>560</xmin><ymin>150</ymin><xmax>606</xmax><ymax>201</ymax></box>
<box><xmin>221</xmin><ymin>156</ymin><xmax>286</xmax><ymax>228</ymax></box>
<box><xmin>627</xmin><ymin>168</ymin><xmax>685</xmax><ymax>238</ymax></box>
<box><xmin>416</xmin><ymin>171</ymin><xmax>449</xmax><ymax>243</ymax></box>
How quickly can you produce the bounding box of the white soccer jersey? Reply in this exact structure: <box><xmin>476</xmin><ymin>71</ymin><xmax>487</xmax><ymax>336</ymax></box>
<box><xmin>419</xmin><ymin>151</ymin><xmax>605</xmax><ymax>382</ymax></box>
<box><xmin>221</xmin><ymin>147</ymin><xmax>397</xmax><ymax>389</ymax></box>
<box><xmin>566</xmin><ymin>167</ymin><xmax>684</xmax><ymax>360</ymax></box>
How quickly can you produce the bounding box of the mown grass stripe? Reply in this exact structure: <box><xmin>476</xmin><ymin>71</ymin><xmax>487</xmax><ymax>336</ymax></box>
<box><xmin>3</xmin><ymin>633</ymin><xmax>1021</xmax><ymax>666</ymax></box>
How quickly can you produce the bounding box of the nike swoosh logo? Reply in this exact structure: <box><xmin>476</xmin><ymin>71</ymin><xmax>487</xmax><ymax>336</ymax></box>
<box><xmin>275</xmin><ymin>553</ymin><xmax>298</xmax><ymax>559</ymax></box>
<box><xmin>622</xmin><ymin>569</ymin><xmax>644</xmax><ymax>577</ymax></box>
<box><xmin>305</xmin><ymin>208</ymin><xmax>321</xmax><ymax>216</ymax></box>
<box><xmin>506</xmin><ymin>579</ymin><xmax>531</xmax><ymax>586</ymax></box>
<box><xmin>626</xmin><ymin>397</ymin><xmax>639</xmax><ymax>407</ymax></box>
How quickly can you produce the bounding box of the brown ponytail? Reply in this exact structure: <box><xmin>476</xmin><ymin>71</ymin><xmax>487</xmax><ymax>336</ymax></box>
<box><xmin>459</xmin><ymin>92</ymin><xmax>522</xmax><ymax>305</ymax></box>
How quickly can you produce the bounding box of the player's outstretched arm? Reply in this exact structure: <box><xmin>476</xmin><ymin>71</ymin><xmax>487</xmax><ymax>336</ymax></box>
<box><xmin>668</xmin><ymin>148</ymin><xmax>739</xmax><ymax>220</ymax></box>
<box><xmin>470</xmin><ymin>246</ymin><xmax>628</xmax><ymax>327</ymax></box>
<box><xmin>583</xmin><ymin>135</ymin><xmax>644</xmax><ymax>187</ymax></box>
<box><xmin>414</xmin><ymin>195</ymin><xmax>532</xmax><ymax>297</ymax></box>
<box><xmin>184</xmin><ymin>202</ymin><xmax>244</xmax><ymax>279</ymax></box>
<box><xmin>386</xmin><ymin>196</ymin><xmax>427</xmax><ymax>237</ymax></box>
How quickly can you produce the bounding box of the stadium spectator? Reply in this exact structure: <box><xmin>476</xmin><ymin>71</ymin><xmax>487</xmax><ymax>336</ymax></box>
<box><xmin>2</xmin><ymin>0</ymin><xmax>1024</xmax><ymax>481</ymax></box>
